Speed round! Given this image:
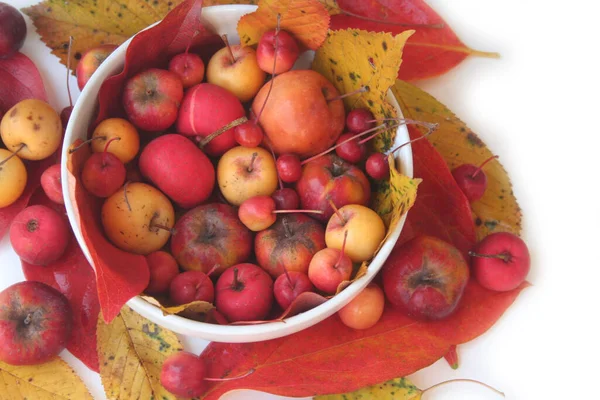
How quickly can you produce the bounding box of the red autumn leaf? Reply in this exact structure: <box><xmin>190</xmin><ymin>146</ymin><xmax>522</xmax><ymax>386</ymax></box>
<box><xmin>0</xmin><ymin>52</ymin><xmax>47</xmax><ymax>115</ymax></box>
<box><xmin>397</xmin><ymin>126</ymin><xmax>477</xmax><ymax>258</ymax></box>
<box><xmin>198</xmin><ymin>281</ymin><xmax>527</xmax><ymax>399</ymax></box>
<box><xmin>66</xmin><ymin>140</ymin><xmax>149</xmax><ymax>323</ymax></box>
<box><xmin>94</xmin><ymin>0</ymin><xmax>222</xmax><ymax>125</ymax></box>
<box><xmin>443</xmin><ymin>344</ymin><xmax>459</xmax><ymax>369</ymax></box>
<box><xmin>21</xmin><ymin>190</ymin><xmax>100</xmax><ymax>371</ymax></box>
<box><xmin>195</xmin><ymin>137</ymin><xmax>526</xmax><ymax>399</ymax></box>
<box><xmin>330</xmin><ymin>0</ymin><xmax>498</xmax><ymax>81</ymax></box>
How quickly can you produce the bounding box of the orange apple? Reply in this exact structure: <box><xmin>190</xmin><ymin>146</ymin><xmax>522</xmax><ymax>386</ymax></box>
<box><xmin>217</xmin><ymin>146</ymin><xmax>278</xmax><ymax>206</ymax></box>
<box><xmin>325</xmin><ymin>204</ymin><xmax>386</xmax><ymax>263</ymax></box>
<box><xmin>206</xmin><ymin>45</ymin><xmax>266</xmax><ymax>102</ymax></box>
<box><xmin>251</xmin><ymin>69</ymin><xmax>345</xmax><ymax>158</ymax></box>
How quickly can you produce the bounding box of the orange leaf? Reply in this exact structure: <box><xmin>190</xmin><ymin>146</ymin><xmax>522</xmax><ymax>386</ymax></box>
<box><xmin>237</xmin><ymin>0</ymin><xmax>330</xmax><ymax>50</ymax></box>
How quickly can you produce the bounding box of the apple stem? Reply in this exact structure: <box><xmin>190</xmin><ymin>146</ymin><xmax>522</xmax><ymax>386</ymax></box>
<box><xmin>358</xmin><ymin>119</ymin><xmax>437</xmax><ymax>145</ymax></box>
<box><xmin>66</xmin><ymin>36</ymin><xmax>74</xmax><ymax>108</ymax></box>
<box><xmin>326</xmin><ymin>86</ymin><xmax>368</xmax><ymax>103</ymax></box>
<box><xmin>221</xmin><ymin>34</ymin><xmax>236</xmax><ymax>64</ymax></box>
<box><xmin>149</xmin><ymin>213</ymin><xmax>174</xmax><ymax>234</ymax></box>
<box><xmin>204</xmin><ymin>368</ymin><xmax>255</xmax><ymax>382</ymax></box>
<box><xmin>231</xmin><ymin>267</ymin><xmax>244</xmax><ymax>291</ymax></box>
<box><xmin>185</xmin><ymin>29</ymin><xmax>199</xmax><ymax>57</ymax></box>
<box><xmin>199</xmin><ymin>116</ymin><xmax>248</xmax><ymax>148</ymax></box>
<box><xmin>282</xmin><ymin>217</ymin><xmax>292</xmax><ymax>238</ymax></box>
<box><xmin>122</xmin><ymin>181</ymin><xmax>132</xmax><ymax>212</ymax></box>
<box><xmin>357</xmin><ymin>123</ymin><xmax>400</xmax><ymax>145</ymax></box>
<box><xmin>281</xmin><ymin>262</ymin><xmax>293</xmax><ymax>287</ymax></box>
<box><xmin>337</xmin><ymin>7</ymin><xmax>445</xmax><ymax>29</ymax></box>
<box><xmin>468</xmin><ymin>250</ymin><xmax>512</xmax><ymax>263</ymax></box>
<box><xmin>23</xmin><ymin>313</ymin><xmax>33</xmax><ymax>325</ymax></box>
<box><xmin>68</xmin><ymin>136</ymin><xmax>107</xmax><ymax>154</ymax></box>
<box><xmin>471</xmin><ymin>155</ymin><xmax>499</xmax><ymax>179</ymax></box>
<box><xmin>253</xmin><ymin>13</ymin><xmax>282</xmax><ymax>125</ymax></box>
<box><xmin>247</xmin><ymin>152</ymin><xmax>259</xmax><ymax>172</ymax></box>
<box><xmin>300</xmin><ymin>123</ymin><xmax>386</xmax><ymax>165</ymax></box>
<box><xmin>388</xmin><ymin>123</ymin><xmax>439</xmax><ymax>154</ymax></box>
<box><xmin>103</xmin><ymin>136</ymin><xmax>121</xmax><ymax>153</ymax></box>
<box><xmin>0</xmin><ymin>143</ymin><xmax>26</xmax><ymax>167</ymax></box>
<box><xmin>273</xmin><ymin>209</ymin><xmax>324</xmax><ymax>215</ymax></box>
<box><xmin>335</xmin><ymin>230</ymin><xmax>349</xmax><ymax>269</ymax></box>
<box><xmin>328</xmin><ymin>199</ymin><xmax>346</xmax><ymax>225</ymax></box>
<box><xmin>266</xmin><ymin>142</ymin><xmax>284</xmax><ymax>190</ymax></box>
<box><xmin>206</xmin><ymin>264</ymin><xmax>220</xmax><ymax>277</ymax></box>
<box><xmin>421</xmin><ymin>379</ymin><xmax>505</xmax><ymax>398</ymax></box>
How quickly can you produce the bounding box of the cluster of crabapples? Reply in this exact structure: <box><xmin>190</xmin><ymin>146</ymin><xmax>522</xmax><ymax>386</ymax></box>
<box><xmin>66</xmin><ymin>26</ymin><xmax>418</xmax><ymax>328</ymax></box>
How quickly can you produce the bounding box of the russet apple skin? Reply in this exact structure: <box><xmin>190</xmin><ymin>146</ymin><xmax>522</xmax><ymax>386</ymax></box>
<box><xmin>255</xmin><ymin>214</ymin><xmax>326</xmax><ymax>277</ymax></box>
<box><xmin>122</xmin><ymin>68</ymin><xmax>183</xmax><ymax>132</ymax></box>
<box><xmin>139</xmin><ymin>134</ymin><xmax>215</xmax><ymax>209</ymax></box>
<box><xmin>0</xmin><ymin>281</ymin><xmax>72</xmax><ymax>365</ymax></box>
<box><xmin>296</xmin><ymin>154</ymin><xmax>371</xmax><ymax>222</ymax></box>
<box><xmin>382</xmin><ymin>236</ymin><xmax>470</xmax><ymax>321</ymax></box>
<box><xmin>170</xmin><ymin>203</ymin><xmax>252</xmax><ymax>275</ymax></box>
<box><xmin>176</xmin><ymin>83</ymin><xmax>246</xmax><ymax>156</ymax></box>
<box><xmin>206</xmin><ymin>45</ymin><xmax>266</xmax><ymax>102</ymax></box>
<box><xmin>217</xmin><ymin>146</ymin><xmax>278</xmax><ymax>206</ymax></box>
<box><xmin>256</xmin><ymin>29</ymin><xmax>300</xmax><ymax>74</ymax></box>
<box><xmin>76</xmin><ymin>45</ymin><xmax>117</xmax><ymax>90</ymax></box>
<box><xmin>251</xmin><ymin>70</ymin><xmax>345</xmax><ymax>158</ymax></box>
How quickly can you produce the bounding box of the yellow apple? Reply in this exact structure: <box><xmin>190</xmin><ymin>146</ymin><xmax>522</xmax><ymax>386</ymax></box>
<box><xmin>217</xmin><ymin>146</ymin><xmax>278</xmax><ymax>206</ymax></box>
<box><xmin>206</xmin><ymin>45</ymin><xmax>266</xmax><ymax>103</ymax></box>
<box><xmin>325</xmin><ymin>204</ymin><xmax>386</xmax><ymax>263</ymax></box>
<box><xmin>101</xmin><ymin>182</ymin><xmax>175</xmax><ymax>255</ymax></box>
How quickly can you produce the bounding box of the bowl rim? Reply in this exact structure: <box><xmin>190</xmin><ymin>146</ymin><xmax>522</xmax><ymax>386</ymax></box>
<box><xmin>61</xmin><ymin>4</ymin><xmax>414</xmax><ymax>342</ymax></box>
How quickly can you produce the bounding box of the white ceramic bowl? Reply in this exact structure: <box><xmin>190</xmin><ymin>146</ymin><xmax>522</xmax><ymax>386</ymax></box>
<box><xmin>61</xmin><ymin>5</ymin><xmax>413</xmax><ymax>343</ymax></box>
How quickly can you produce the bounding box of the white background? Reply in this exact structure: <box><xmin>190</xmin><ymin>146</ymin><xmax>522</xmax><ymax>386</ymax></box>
<box><xmin>2</xmin><ymin>0</ymin><xmax>600</xmax><ymax>399</ymax></box>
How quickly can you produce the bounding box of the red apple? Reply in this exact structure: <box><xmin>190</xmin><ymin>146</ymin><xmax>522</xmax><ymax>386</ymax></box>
<box><xmin>176</xmin><ymin>83</ymin><xmax>246</xmax><ymax>156</ymax></box>
<box><xmin>169</xmin><ymin>271</ymin><xmax>214</xmax><ymax>305</ymax></box>
<box><xmin>170</xmin><ymin>203</ymin><xmax>252</xmax><ymax>275</ymax></box>
<box><xmin>168</xmin><ymin>52</ymin><xmax>205</xmax><ymax>89</ymax></box>
<box><xmin>273</xmin><ymin>271</ymin><xmax>314</xmax><ymax>310</ymax></box>
<box><xmin>0</xmin><ymin>281</ymin><xmax>72</xmax><ymax>365</ymax></box>
<box><xmin>139</xmin><ymin>134</ymin><xmax>215</xmax><ymax>209</ymax></box>
<box><xmin>256</xmin><ymin>29</ymin><xmax>300</xmax><ymax>74</ymax></box>
<box><xmin>272</xmin><ymin>188</ymin><xmax>299</xmax><ymax>210</ymax></box>
<box><xmin>76</xmin><ymin>45</ymin><xmax>117</xmax><ymax>90</ymax></box>
<box><xmin>9</xmin><ymin>205</ymin><xmax>70</xmax><ymax>266</ymax></box>
<box><xmin>255</xmin><ymin>214</ymin><xmax>326</xmax><ymax>277</ymax></box>
<box><xmin>382</xmin><ymin>236</ymin><xmax>470</xmax><ymax>320</ymax></box>
<box><xmin>145</xmin><ymin>251</ymin><xmax>180</xmax><ymax>295</ymax></box>
<box><xmin>161</xmin><ymin>352</ymin><xmax>208</xmax><ymax>397</ymax></box>
<box><xmin>251</xmin><ymin>69</ymin><xmax>345</xmax><ymax>158</ymax></box>
<box><xmin>123</xmin><ymin>68</ymin><xmax>183</xmax><ymax>132</ymax></box>
<box><xmin>296</xmin><ymin>154</ymin><xmax>371</xmax><ymax>222</ymax></box>
<box><xmin>215</xmin><ymin>263</ymin><xmax>274</xmax><ymax>322</ymax></box>
<box><xmin>40</xmin><ymin>163</ymin><xmax>64</xmax><ymax>205</ymax></box>
<box><xmin>307</xmin><ymin>246</ymin><xmax>353</xmax><ymax>295</ymax></box>
<box><xmin>81</xmin><ymin>151</ymin><xmax>126</xmax><ymax>198</ymax></box>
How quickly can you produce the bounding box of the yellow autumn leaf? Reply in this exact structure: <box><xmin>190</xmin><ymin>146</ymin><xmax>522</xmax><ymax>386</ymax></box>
<box><xmin>22</xmin><ymin>0</ymin><xmax>185</xmax><ymax>69</ymax></box>
<box><xmin>237</xmin><ymin>0</ymin><xmax>331</xmax><ymax>50</ymax></box>
<box><xmin>97</xmin><ymin>306</ymin><xmax>184</xmax><ymax>400</ymax></box>
<box><xmin>0</xmin><ymin>358</ymin><xmax>92</xmax><ymax>400</ymax></box>
<box><xmin>392</xmin><ymin>80</ymin><xmax>521</xmax><ymax>240</ymax></box>
<box><xmin>140</xmin><ymin>295</ymin><xmax>214</xmax><ymax>317</ymax></box>
<box><xmin>312</xmin><ymin>29</ymin><xmax>413</xmax><ymax>152</ymax></box>
<box><xmin>315</xmin><ymin>377</ymin><xmax>422</xmax><ymax>400</ymax></box>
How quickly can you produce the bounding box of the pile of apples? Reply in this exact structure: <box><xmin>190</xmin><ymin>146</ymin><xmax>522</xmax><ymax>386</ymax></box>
<box><xmin>70</xmin><ymin>27</ymin><xmax>401</xmax><ymax>326</ymax></box>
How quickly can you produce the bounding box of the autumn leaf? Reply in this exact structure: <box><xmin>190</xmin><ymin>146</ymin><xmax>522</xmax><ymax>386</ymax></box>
<box><xmin>443</xmin><ymin>344</ymin><xmax>459</xmax><ymax>369</ymax></box>
<box><xmin>312</xmin><ymin>29</ymin><xmax>413</xmax><ymax>152</ymax></box>
<box><xmin>197</xmin><ymin>281</ymin><xmax>527</xmax><ymax>399</ymax></box>
<box><xmin>0</xmin><ymin>358</ymin><xmax>92</xmax><ymax>399</ymax></box>
<box><xmin>331</xmin><ymin>0</ymin><xmax>499</xmax><ymax>81</ymax></box>
<box><xmin>237</xmin><ymin>0</ymin><xmax>330</xmax><ymax>50</ymax></box>
<box><xmin>22</xmin><ymin>0</ymin><xmax>186</xmax><ymax>69</ymax></box>
<box><xmin>140</xmin><ymin>295</ymin><xmax>214</xmax><ymax>317</ymax></box>
<box><xmin>97</xmin><ymin>306</ymin><xmax>183</xmax><ymax>399</ymax></box>
<box><xmin>0</xmin><ymin>52</ymin><xmax>47</xmax><ymax>114</ymax></box>
<box><xmin>314</xmin><ymin>377</ymin><xmax>421</xmax><ymax>400</ymax></box>
<box><xmin>392</xmin><ymin>80</ymin><xmax>521</xmax><ymax>240</ymax></box>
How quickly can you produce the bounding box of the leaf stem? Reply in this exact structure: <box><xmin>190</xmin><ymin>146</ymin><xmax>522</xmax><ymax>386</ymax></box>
<box><xmin>421</xmin><ymin>379</ymin><xmax>505</xmax><ymax>398</ymax></box>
